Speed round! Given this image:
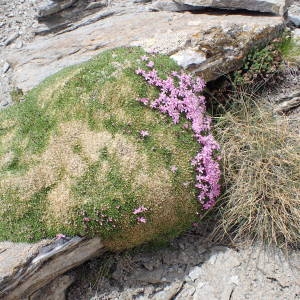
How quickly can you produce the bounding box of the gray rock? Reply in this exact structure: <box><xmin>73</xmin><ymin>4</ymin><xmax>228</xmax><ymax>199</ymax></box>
<box><xmin>151</xmin><ymin>0</ymin><xmax>190</xmax><ymax>11</ymax></box>
<box><xmin>2</xmin><ymin>61</ymin><xmax>10</xmax><ymax>74</ymax></box>
<box><xmin>37</xmin><ymin>0</ymin><xmax>78</xmax><ymax>18</ymax></box>
<box><xmin>151</xmin><ymin>281</ymin><xmax>183</xmax><ymax>300</ymax></box>
<box><xmin>4</xmin><ymin>32</ymin><xmax>19</xmax><ymax>46</ymax></box>
<box><xmin>0</xmin><ymin>100</ymin><xmax>9</xmax><ymax>107</ymax></box>
<box><xmin>86</xmin><ymin>1</ymin><xmax>106</xmax><ymax>10</ymax></box>
<box><xmin>0</xmin><ymin>237</ymin><xmax>105</xmax><ymax>299</ymax></box>
<box><xmin>30</xmin><ymin>275</ymin><xmax>75</xmax><ymax>300</ymax></box>
<box><xmin>289</xmin><ymin>5</ymin><xmax>300</xmax><ymax>26</ymax></box>
<box><xmin>171</xmin><ymin>49</ymin><xmax>206</xmax><ymax>69</ymax></box>
<box><xmin>153</xmin><ymin>0</ymin><xmax>292</xmax><ymax>15</ymax></box>
<box><xmin>4</xmin><ymin>11</ymin><xmax>284</xmax><ymax>92</ymax></box>
<box><xmin>188</xmin><ymin>266</ymin><xmax>203</xmax><ymax>281</ymax></box>
<box><xmin>131</xmin><ymin>269</ymin><xmax>164</xmax><ymax>284</ymax></box>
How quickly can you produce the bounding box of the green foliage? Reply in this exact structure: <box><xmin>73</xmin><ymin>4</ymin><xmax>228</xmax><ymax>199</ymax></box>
<box><xmin>233</xmin><ymin>37</ymin><xmax>286</xmax><ymax>86</ymax></box>
<box><xmin>0</xmin><ymin>47</ymin><xmax>199</xmax><ymax>250</ymax></box>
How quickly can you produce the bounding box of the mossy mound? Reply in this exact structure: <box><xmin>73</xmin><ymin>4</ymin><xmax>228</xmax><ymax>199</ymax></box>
<box><xmin>0</xmin><ymin>48</ymin><xmax>200</xmax><ymax>250</ymax></box>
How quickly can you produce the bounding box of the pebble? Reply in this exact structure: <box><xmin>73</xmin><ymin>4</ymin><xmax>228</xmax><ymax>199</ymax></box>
<box><xmin>4</xmin><ymin>32</ymin><xmax>19</xmax><ymax>46</ymax></box>
<box><xmin>2</xmin><ymin>62</ymin><xmax>10</xmax><ymax>74</ymax></box>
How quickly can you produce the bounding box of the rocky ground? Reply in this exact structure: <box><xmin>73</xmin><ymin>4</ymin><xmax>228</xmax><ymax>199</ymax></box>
<box><xmin>0</xmin><ymin>1</ymin><xmax>299</xmax><ymax>299</ymax></box>
<box><xmin>67</xmin><ymin>225</ymin><xmax>300</xmax><ymax>300</ymax></box>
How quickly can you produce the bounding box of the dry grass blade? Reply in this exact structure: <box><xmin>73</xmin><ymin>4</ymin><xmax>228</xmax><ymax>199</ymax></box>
<box><xmin>212</xmin><ymin>95</ymin><xmax>300</xmax><ymax>249</ymax></box>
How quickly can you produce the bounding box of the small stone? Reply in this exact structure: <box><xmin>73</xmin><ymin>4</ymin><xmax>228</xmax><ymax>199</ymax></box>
<box><xmin>131</xmin><ymin>269</ymin><xmax>164</xmax><ymax>284</ymax></box>
<box><xmin>0</xmin><ymin>100</ymin><xmax>9</xmax><ymax>107</ymax></box>
<box><xmin>15</xmin><ymin>40</ymin><xmax>23</xmax><ymax>49</ymax></box>
<box><xmin>188</xmin><ymin>266</ymin><xmax>203</xmax><ymax>281</ymax></box>
<box><xmin>230</xmin><ymin>275</ymin><xmax>239</xmax><ymax>285</ymax></box>
<box><xmin>151</xmin><ymin>281</ymin><xmax>183</xmax><ymax>300</ymax></box>
<box><xmin>171</xmin><ymin>49</ymin><xmax>206</xmax><ymax>69</ymax></box>
<box><xmin>86</xmin><ymin>2</ymin><xmax>105</xmax><ymax>10</ymax></box>
<box><xmin>2</xmin><ymin>62</ymin><xmax>10</xmax><ymax>74</ymax></box>
<box><xmin>288</xmin><ymin>5</ymin><xmax>300</xmax><ymax>27</ymax></box>
<box><xmin>4</xmin><ymin>32</ymin><xmax>19</xmax><ymax>46</ymax></box>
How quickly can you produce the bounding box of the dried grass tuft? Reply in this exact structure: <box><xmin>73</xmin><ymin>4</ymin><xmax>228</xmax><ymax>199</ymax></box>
<box><xmin>212</xmin><ymin>95</ymin><xmax>300</xmax><ymax>249</ymax></box>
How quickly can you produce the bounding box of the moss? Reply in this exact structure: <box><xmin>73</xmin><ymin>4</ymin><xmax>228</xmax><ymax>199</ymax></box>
<box><xmin>0</xmin><ymin>47</ymin><xmax>199</xmax><ymax>250</ymax></box>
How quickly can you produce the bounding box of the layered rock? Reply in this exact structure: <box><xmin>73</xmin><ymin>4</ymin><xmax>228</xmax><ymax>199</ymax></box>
<box><xmin>37</xmin><ymin>0</ymin><xmax>79</xmax><ymax>19</ymax></box>
<box><xmin>0</xmin><ymin>238</ymin><xmax>104</xmax><ymax>299</ymax></box>
<box><xmin>4</xmin><ymin>10</ymin><xmax>284</xmax><ymax>92</ymax></box>
<box><xmin>153</xmin><ymin>0</ymin><xmax>293</xmax><ymax>15</ymax></box>
<box><xmin>289</xmin><ymin>4</ymin><xmax>300</xmax><ymax>26</ymax></box>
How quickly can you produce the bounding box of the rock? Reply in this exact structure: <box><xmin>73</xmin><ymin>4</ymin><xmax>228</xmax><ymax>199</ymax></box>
<box><xmin>4</xmin><ymin>10</ymin><xmax>284</xmax><ymax>91</ymax></box>
<box><xmin>30</xmin><ymin>275</ymin><xmax>75</xmax><ymax>300</ymax></box>
<box><xmin>289</xmin><ymin>5</ymin><xmax>300</xmax><ymax>26</ymax></box>
<box><xmin>4</xmin><ymin>32</ymin><xmax>19</xmax><ymax>46</ymax></box>
<box><xmin>275</xmin><ymin>96</ymin><xmax>300</xmax><ymax>114</ymax></box>
<box><xmin>0</xmin><ymin>100</ymin><xmax>9</xmax><ymax>107</ymax></box>
<box><xmin>131</xmin><ymin>269</ymin><xmax>164</xmax><ymax>284</ymax></box>
<box><xmin>15</xmin><ymin>40</ymin><xmax>23</xmax><ymax>49</ymax></box>
<box><xmin>153</xmin><ymin>0</ymin><xmax>292</xmax><ymax>15</ymax></box>
<box><xmin>151</xmin><ymin>281</ymin><xmax>183</xmax><ymax>300</ymax></box>
<box><xmin>0</xmin><ymin>237</ymin><xmax>104</xmax><ymax>299</ymax></box>
<box><xmin>171</xmin><ymin>49</ymin><xmax>206</xmax><ymax>69</ymax></box>
<box><xmin>151</xmin><ymin>0</ymin><xmax>190</xmax><ymax>11</ymax></box>
<box><xmin>295</xmin><ymin>28</ymin><xmax>300</xmax><ymax>40</ymax></box>
<box><xmin>86</xmin><ymin>1</ymin><xmax>106</xmax><ymax>10</ymax></box>
<box><xmin>2</xmin><ymin>62</ymin><xmax>10</xmax><ymax>74</ymax></box>
<box><xmin>188</xmin><ymin>266</ymin><xmax>203</xmax><ymax>281</ymax></box>
<box><xmin>37</xmin><ymin>0</ymin><xmax>78</xmax><ymax>18</ymax></box>
<box><xmin>175</xmin><ymin>284</ymin><xmax>196</xmax><ymax>300</ymax></box>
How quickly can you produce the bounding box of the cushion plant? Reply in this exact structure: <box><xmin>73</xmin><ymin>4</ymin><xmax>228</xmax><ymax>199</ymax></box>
<box><xmin>0</xmin><ymin>47</ymin><xmax>219</xmax><ymax>250</ymax></box>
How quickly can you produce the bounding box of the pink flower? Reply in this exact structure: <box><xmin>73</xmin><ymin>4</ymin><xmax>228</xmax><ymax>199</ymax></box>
<box><xmin>147</xmin><ymin>61</ymin><xmax>155</xmax><ymax>68</ymax></box>
<box><xmin>138</xmin><ymin>98</ymin><xmax>149</xmax><ymax>105</ymax></box>
<box><xmin>170</xmin><ymin>165</ymin><xmax>178</xmax><ymax>173</ymax></box>
<box><xmin>140</xmin><ymin>130</ymin><xmax>149</xmax><ymax>137</ymax></box>
<box><xmin>56</xmin><ymin>233</ymin><xmax>66</xmax><ymax>239</ymax></box>
<box><xmin>137</xmin><ymin>217</ymin><xmax>147</xmax><ymax>223</ymax></box>
<box><xmin>135</xmin><ymin>67</ymin><xmax>221</xmax><ymax>210</ymax></box>
<box><xmin>83</xmin><ymin>217</ymin><xmax>90</xmax><ymax>222</ymax></box>
<box><xmin>147</xmin><ymin>49</ymin><xmax>159</xmax><ymax>54</ymax></box>
<box><xmin>140</xmin><ymin>55</ymin><xmax>149</xmax><ymax>61</ymax></box>
<box><xmin>133</xmin><ymin>206</ymin><xmax>148</xmax><ymax>214</ymax></box>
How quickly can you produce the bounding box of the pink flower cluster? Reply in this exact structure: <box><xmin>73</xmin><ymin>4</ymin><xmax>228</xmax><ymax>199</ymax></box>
<box><xmin>133</xmin><ymin>206</ymin><xmax>148</xmax><ymax>214</ymax></box>
<box><xmin>136</xmin><ymin>59</ymin><xmax>221</xmax><ymax>209</ymax></box>
<box><xmin>133</xmin><ymin>206</ymin><xmax>148</xmax><ymax>223</ymax></box>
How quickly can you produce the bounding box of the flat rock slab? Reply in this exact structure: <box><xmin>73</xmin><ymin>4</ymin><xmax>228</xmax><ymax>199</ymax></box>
<box><xmin>0</xmin><ymin>238</ymin><xmax>104</xmax><ymax>299</ymax></box>
<box><xmin>154</xmin><ymin>0</ymin><xmax>292</xmax><ymax>15</ymax></box>
<box><xmin>4</xmin><ymin>10</ymin><xmax>284</xmax><ymax>92</ymax></box>
<box><xmin>289</xmin><ymin>4</ymin><xmax>300</xmax><ymax>26</ymax></box>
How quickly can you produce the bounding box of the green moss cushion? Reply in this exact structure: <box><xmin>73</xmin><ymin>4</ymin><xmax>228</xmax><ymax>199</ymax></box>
<box><xmin>0</xmin><ymin>47</ymin><xmax>199</xmax><ymax>250</ymax></box>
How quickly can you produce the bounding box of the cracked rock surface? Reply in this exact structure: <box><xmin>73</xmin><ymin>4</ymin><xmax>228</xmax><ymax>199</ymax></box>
<box><xmin>67</xmin><ymin>228</ymin><xmax>300</xmax><ymax>300</ymax></box>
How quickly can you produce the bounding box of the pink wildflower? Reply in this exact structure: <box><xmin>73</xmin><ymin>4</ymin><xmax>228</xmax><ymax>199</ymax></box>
<box><xmin>135</xmin><ymin>66</ymin><xmax>221</xmax><ymax>210</ymax></box>
<box><xmin>137</xmin><ymin>217</ymin><xmax>147</xmax><ymax>223</ymax></box>
<box><xmin>140</xmin><ymin>55</ymin><xmax>149</xmax><ymax>61</ymax></box>
<box><xmin>170</xmin><ymin>165</ymin><xmax>178</xmax><ymax>173</ymax></box>
<box><xmin>140</xmin><ymin>130</ymin><xmax>149</xmax><ymax>138</ymax></box>
<box><xmin>83</xmin><ymin>217</ymin><xmax>90</xmax><ymax>222</ymax></box>
<box><xmin>133</xmin><ymin>206</ymin><xmax>148</xmax><ymax>214</ymax></box>
<box><xmin>56</xmin><ymin>233</ymin><xmax>66</xmax><ymax>239</ymax></box>
<box><xmin>147</xmin><ymin>48</ymin><xmax>159</xmax><ymax>54</ymax></box>
<box><xmin>147</xmin><ymin>61</ymin><xmax>155</xmax><ymax>68</ymax></box>
<box><xmin>138</xmin><ymin>98</ymin><xmax>149</xmax><ymax>105</ymax></box>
